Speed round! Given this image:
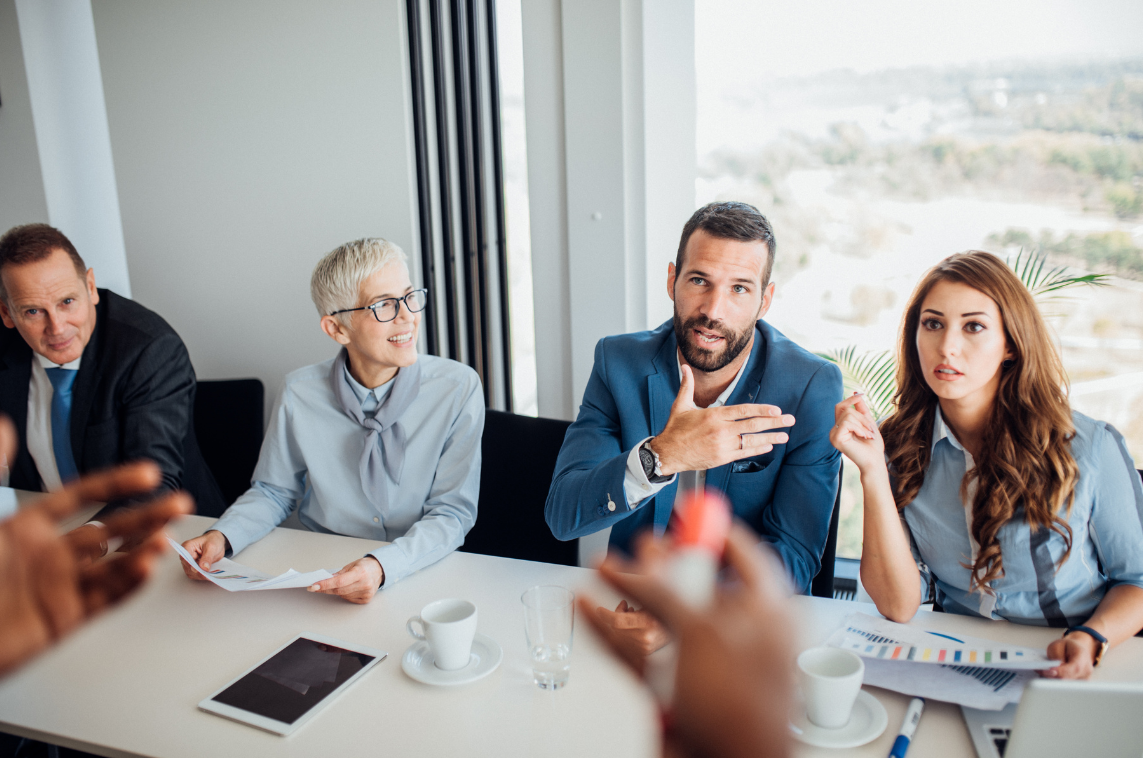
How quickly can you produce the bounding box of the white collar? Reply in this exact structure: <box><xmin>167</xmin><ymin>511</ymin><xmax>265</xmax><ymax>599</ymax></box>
<box><xmin>932</xmin><ymin>409</ymin><xmax>969</xmax><ymax>457</ymax></box>
<box><xmin>676</xmin><ymin>349</ymin><xmax>748</xmax><ymax>409</ymax></box>
<box><xmin>35</xmin><ymin>352</ymin><xmax>81</xmax><ymax>371</ymax></box>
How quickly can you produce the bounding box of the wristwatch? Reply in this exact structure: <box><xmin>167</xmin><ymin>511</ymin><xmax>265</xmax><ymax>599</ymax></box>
<box><xmin>639</xmin><ymin>440</ymin><xmax>670</xmax><ymax>484</ymax></box>
<box><xmin>1064</xmin><ymin>625</ymin><xmax>1109</xmax><ymax>667</ymax></box>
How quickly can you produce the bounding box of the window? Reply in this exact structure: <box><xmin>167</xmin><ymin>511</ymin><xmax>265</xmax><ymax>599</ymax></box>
<box><xmin>494</xmin><ymin>0</ymin><xmax>538</xmax><ymax>416</ymax></box>
<box><xmin>697</xmin><ymin>0</ymin><xmax>1143</xmax><ymax>557</ymax></box>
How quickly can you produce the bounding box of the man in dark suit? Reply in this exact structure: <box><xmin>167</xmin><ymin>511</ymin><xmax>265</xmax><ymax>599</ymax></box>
<box><xmin>546</xmin><ymin>202</ymin><xmax>842</xmax><ymax>651</ymax></box>
<box><xmin>0</xmin><ymin>224</ymin><xmax>222</xmax><ymax>544</ymax></box>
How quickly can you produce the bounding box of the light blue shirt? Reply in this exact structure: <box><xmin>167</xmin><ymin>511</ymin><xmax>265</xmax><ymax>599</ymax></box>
<box><xmin>900</xmin><ymin>408</ymin><xmax>1143</xmax><ymax>626</ymax></box>
<box><xmin>211</xmin><ymin>354</ymin><xmax>484</xmax><ymax>586</ymax></box>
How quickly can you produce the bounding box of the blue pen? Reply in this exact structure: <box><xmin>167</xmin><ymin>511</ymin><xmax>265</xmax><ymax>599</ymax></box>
<box><xmin>889</xmin><ymin>697</ymin><xmax>925</xmax><ymax>758</ymax></box>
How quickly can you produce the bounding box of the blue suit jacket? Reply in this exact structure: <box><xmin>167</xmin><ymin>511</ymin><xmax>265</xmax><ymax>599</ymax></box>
<box><xmin>544</xmin><ymin>319</ymin><xmax>843</xmax><ymax>592</ymax></box>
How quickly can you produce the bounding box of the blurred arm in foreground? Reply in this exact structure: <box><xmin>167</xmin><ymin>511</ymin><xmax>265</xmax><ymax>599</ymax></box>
<box><xmin>581</xmin><ymin>523</ymin><xmax>794</xmax><ymax>758</ymax></box>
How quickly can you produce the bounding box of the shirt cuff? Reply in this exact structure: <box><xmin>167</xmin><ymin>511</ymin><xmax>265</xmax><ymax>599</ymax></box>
<box><xmin>368</xmin><ymin>543</ymin><xmax>409</xmax><ymax>588</ymax></box>
<box><xmin>624</xmin><ymin>437</ymin><xmax>675</xmax><ymax>509</ymax></box>
<box><xmin>211</xmin><ymin>525</ymin><xmax>243</xmax><ymax>558</ymax></box>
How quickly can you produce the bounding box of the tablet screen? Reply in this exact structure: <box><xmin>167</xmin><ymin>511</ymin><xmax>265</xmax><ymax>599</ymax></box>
<box><xmin>210</xmin><ymin>637</ymin><xmax>377</xmax><ymax>725</ymax></box>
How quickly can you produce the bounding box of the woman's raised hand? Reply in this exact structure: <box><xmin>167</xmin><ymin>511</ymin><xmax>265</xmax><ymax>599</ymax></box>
<box><xmin>829</xmin><ymin>392</ymin><xmax>886</xmax><ymax>475</ymax></box>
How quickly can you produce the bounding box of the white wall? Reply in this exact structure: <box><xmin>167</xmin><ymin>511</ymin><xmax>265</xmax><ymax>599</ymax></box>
<box><xmin>520</xmin><ymin>0</ymin><xmax>574</xmax><ymax>421</ymax></box>
<box><xmin>641</xmin><ymin>0</ymin><xmax>696</xmax><ymax>329</ymax></box>
<box><xmin>522</xmin><ymin>0</ymin><xmax>696</xmax><ymax>420</ymax></box>
<box><xmin>0</xmin><ymin>0</ymin><xmax>49</xmax><ymax>237</ymax></box>
<box><xmin>89</xmin><ymin>0</ymin><xmax>419</xmax><ymax>408</ymax></box>
<box><xmin>15</xmin><ymin>0</ymin><xmax>131</xmax><ymax>297</ymax></box>
<box><xmin>561</xmin><ymin>0</ymin><xmax>637</xmax><ymax>414</ymax></box>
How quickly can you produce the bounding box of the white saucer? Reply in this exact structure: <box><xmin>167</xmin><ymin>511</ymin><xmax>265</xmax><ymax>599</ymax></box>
<box><xmin>401</xmin><ymin>632</ymin><xmax>503</xmax><ymax>686</ymax></box>
<box><xmin>789</xmin><ymin>690</ymin><xmax>888</xmax><ymax>748</ymax></box>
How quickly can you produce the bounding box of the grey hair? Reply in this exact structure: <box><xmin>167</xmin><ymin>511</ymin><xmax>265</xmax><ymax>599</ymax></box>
<box><xmin>310</xmin><ymin>238</ymin><xmax>408</xmax><ymax>323</ymax></box>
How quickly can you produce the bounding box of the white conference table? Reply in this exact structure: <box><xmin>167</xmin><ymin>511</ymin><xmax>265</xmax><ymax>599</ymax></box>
<box><xmin>0</xmin><ymin>507</ymin><xmax>1141</xmax><ymax>758</ymax></box>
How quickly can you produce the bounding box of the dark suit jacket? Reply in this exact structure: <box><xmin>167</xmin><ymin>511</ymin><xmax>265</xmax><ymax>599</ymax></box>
<box><xmin>544</xmin><ymin>319</ymin><xmax>843</xmax><ymax>592</ymax></box>
<box><xmin>0</xmin><ymin>289</ymin><xmax>223</xmax><ymax>516</ymax></box>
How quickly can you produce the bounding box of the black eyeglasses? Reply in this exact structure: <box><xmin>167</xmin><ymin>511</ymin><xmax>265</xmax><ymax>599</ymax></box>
<box><xmin>330</xmin><ymin>288</ymin><xmax>430</xmax><ymax>323</ymax></box>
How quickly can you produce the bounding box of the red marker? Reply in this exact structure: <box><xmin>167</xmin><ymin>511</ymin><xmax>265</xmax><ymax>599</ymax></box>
<box><xmin>647</xmin><ymin>488</ymin><xmax>733</xmax><ymax>707</ymax></box>
<box><xmin>667</xmin><ymin>488</ymin><xmax>732</xmax><ymax>609</ymax></box>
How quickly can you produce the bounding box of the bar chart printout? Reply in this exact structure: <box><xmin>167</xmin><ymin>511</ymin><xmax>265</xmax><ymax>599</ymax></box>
<box><xmin>825</xmin><ymin>613</ymin><xmax>1044</xmax><ymax>709</ymax></box>
<box><xmin>825</xmin><ymin>613</ymin><xmax>1052</xmax><ymax>670</ymax></box>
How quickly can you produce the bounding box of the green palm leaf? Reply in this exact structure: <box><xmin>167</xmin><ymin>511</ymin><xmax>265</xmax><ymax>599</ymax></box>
<box><xmin>1008</xmin><ymin>247</ymin><xmax>1110</xmax><ymax>303</ymax></box>
<box><xmin>818</xmin><ymin>346</ymin><xmax>897</xmax><ymax>421</ymax></box>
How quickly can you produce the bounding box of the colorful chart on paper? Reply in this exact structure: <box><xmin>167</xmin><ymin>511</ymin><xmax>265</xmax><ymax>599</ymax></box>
<box><xmin>826</xmin><ymin>613</ymin><xmax>1051</xmax><ymax>670</ymax></box>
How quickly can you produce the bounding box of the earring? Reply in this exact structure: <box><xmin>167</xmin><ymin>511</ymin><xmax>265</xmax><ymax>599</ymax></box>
<box><xmin>1002</xmin><ymin>359</ymin><xmax>1015</xmax><ymax>368</ymax></box>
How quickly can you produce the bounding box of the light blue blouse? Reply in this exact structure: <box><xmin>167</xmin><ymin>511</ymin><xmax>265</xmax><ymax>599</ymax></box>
<box><xmin>900</xmin><ymin>408</ymin><xmax>1143</xmax><ymax>626</ymax></box>
<box><xmin>211</xmin><ymin>354</ymin><xmax>484</xmax><ymax>587</ymax></box>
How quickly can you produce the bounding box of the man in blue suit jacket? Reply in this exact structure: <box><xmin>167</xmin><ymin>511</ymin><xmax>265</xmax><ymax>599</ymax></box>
<box><xmin>546</xmin><ymin>202</ymin><xmax>842</xmax><ymax>603</ymax></box>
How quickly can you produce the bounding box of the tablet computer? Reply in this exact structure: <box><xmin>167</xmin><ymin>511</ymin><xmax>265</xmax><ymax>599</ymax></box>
<box><xmin>198</xmin><ymin>633</ymin><xmax>386</xmax><ymax>736</ymax></box>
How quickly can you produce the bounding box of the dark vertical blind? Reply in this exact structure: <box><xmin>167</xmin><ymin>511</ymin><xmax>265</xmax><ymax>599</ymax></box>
<box><xmin>484</xmin><ymin>0</ymin><xmax>514</xmax><ymax>402</ymax></box>
<box><xmin>404</xmin><ymin>0</ymin><xmax>438</xmax><ymax>357</ymax></box>
<box><xmin>405</xmin><ymin>0</ymin><xmax>513</xmax><ymax>411</ymax></box>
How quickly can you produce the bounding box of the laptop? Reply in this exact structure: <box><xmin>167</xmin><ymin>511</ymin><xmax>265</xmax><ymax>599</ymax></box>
<box><xmin>961</xmin><ymin>679</ymin><xmax>1143</xmax><ymax>758</ymax></box>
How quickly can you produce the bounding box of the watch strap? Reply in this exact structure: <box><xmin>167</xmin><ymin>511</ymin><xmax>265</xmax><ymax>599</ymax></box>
<box><xmin>1065</xmin><ymin>625</ymin><xmax>1109</xmax><ymax>667</ymax></box>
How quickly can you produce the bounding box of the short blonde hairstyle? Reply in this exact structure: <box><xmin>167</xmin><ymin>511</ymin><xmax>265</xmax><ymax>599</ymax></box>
<box><xmin>310</xmin><ymin>238</ymin><xmax>408</xmax><ymax>323</ymax></box>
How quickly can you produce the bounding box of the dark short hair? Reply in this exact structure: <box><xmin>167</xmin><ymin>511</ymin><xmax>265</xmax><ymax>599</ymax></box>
<box><xmin>675</xmin><ymin>201</ymin><xmax>776</xmax><ymax>288</ymax></box>
<box><xmin>0</xmin><ymin>224</ymin><xmax>87</xmax><ymax>302</ymax></box>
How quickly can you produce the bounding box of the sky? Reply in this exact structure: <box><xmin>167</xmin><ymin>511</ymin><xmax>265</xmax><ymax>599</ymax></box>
<box><xmin>696</xmin><ymin>0</ymin><xmax>1143</xmax><ymax>86</ymax></box>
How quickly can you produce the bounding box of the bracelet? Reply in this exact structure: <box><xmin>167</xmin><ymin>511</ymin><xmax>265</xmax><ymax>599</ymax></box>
<box><xmin>1064</xmin><ymin>624</ymin><xmax>1109</xmax><ymax>667</ymax></box>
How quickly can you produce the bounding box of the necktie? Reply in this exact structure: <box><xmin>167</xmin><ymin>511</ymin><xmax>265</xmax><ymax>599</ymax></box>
<box><xmin>329</xmin><ymin>349</ymin><xmax>421</xmax><ymax>518</ymax></box>
<box><xmin>46</xmin><ymin>367</ymin><xmax>79</xmax><ymax>482</ymax></box>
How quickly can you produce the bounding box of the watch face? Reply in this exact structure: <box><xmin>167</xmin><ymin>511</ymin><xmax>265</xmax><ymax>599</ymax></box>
<box><xmin>639</xmin><ymin>446</ymin><xmax>655</xmax><ymax>476</ymax></box>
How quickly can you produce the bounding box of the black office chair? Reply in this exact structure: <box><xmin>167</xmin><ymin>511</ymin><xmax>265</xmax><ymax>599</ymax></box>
<box><xmin>810</xmin><ymin>464</ymin><xmax>845</xmax><ymax>599</ymax></box>
<box><xmin>461</xmin><ymin>410</ymin><xmax>578</xmax><ymax>566</ymax></box>
<box><xmin>193</xmin><ymin>379</ymin><xmax>265</xmax><ymax>516</ymax></box>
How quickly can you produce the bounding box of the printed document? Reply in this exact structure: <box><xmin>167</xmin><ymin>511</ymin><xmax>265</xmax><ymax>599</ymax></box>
<box><xmin>167</xmin><ymin>536</ymin><xmax>334</xmax><ymax>591</ymax></box>
<box><xmin>826</xmin><ymin>613</ymin><xmax>1050</xmax><ymax>710</ymax></box>
<box><xmin>827</xmin><ymin>612</ymin><xmax>1051</xmax><ymax>669</ymax></box>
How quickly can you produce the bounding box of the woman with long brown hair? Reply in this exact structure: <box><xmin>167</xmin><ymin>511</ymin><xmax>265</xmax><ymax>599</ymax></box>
<box><xmin>831</xmin><ymin>251</ymin><xmax>1143</xmax><ymax>679</ymax></box>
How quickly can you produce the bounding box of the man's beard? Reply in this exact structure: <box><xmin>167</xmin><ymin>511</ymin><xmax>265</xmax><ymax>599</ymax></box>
<box><xmin>673</xmin><ymin>310</ymin><xmax>754</xmax><ymax>372</ymax></box>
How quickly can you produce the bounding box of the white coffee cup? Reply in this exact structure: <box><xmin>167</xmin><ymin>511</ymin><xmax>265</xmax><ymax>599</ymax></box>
<box><xmin>406</xmin><ymin>599</ymin><xmax>478</xmax><ymax>671</ymax></box>
<box><xmin>797</xmin><ymin>647</ymin><xmax>865</xmax><ymax>729</ymax></box>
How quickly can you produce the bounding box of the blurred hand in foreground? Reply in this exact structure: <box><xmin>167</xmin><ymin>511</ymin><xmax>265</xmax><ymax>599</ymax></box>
<box><xmin>580</xmin><ymin>523</ymin><xmax>794</xmax><ymax>758</ymax></box>
<box><xmin>0</xmin><ymin>416</ymin><xmax>192</xmax><ymax>676</ymax></box>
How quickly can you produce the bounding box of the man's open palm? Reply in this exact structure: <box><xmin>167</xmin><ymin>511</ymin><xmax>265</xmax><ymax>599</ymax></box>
<box><xmin>650</xmin><ymin>365</ymin><xmax>796</xmax><ymax>475</ymax></box>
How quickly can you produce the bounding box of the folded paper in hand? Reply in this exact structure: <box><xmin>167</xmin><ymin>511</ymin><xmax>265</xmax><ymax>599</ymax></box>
<box><xmin>167</xmin><ymin>536</ymin><xmax>334</xmax><ymax>591</ymax></box>
<box><xmin>825</xmin><ymin>613</ymin><xmax>1051</xmax><ymax>710</ymax></box>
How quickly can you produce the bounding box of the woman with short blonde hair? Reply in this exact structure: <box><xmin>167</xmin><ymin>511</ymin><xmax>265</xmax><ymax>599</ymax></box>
<box><xmin>180</xmin><ymin>238</ymin><xmax>484</xmax><ymax>603</ymax></box>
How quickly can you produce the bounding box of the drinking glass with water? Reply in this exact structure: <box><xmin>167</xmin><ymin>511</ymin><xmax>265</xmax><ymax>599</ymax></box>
<box><xmin>521</xmin><ymin>585</ymin><xmax>574</xmax><ymax>690</ymax></box>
